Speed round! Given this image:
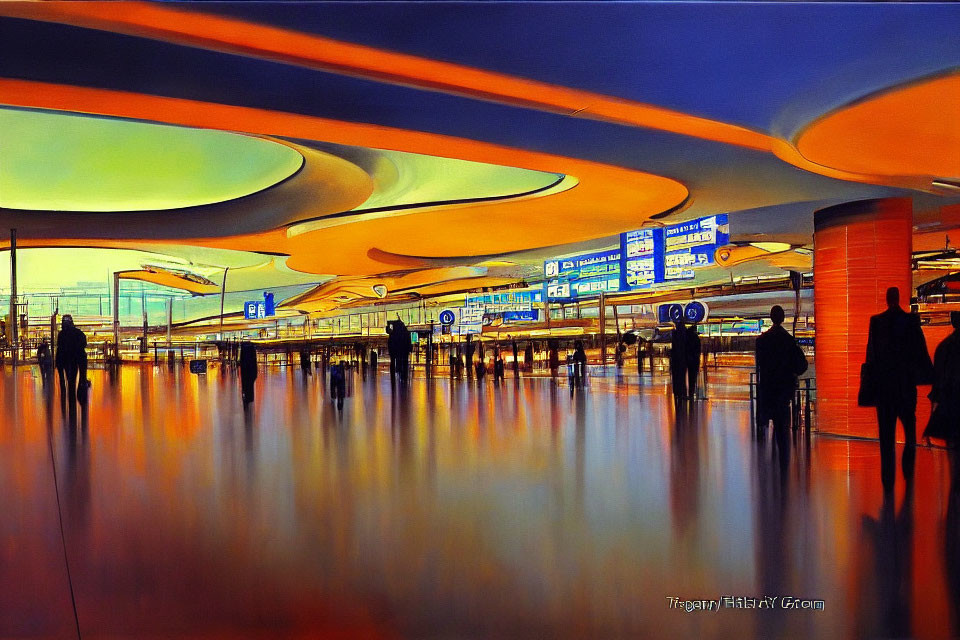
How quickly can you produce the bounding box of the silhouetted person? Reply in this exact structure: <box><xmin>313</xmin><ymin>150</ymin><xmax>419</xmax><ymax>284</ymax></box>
<box><xmin>929</xmin><ymin>311</ymin><xmax>960</xmax><ymax>445</ymax></box>
<box><xmin>475</xmin><ymin>359</ymin><xmax>487</xmax><ymax>380</ymax></box>
<box><xmin>548</xmin><ymin>339</ymin><xmax>560</xmax><ymax>379</ymax></box>
<box><xmin>369</xmin><ymin>348</ymin><xmax>378</xmax><ymax>373</ymax></box>
<box><xmin>572</xmin><ymin>340</ymin><xmax>587</xmax><ymax>387</ymax></box>
<box><xmin>493</xmin><ymin>349</ymin><xmax>505</xmax><ymax>384</ymax></box>
<box><xmin>670</xmin><ymin>320</ymin><xmax>688</xmax><ymax>401</ymax></box>
<box><xmin>511</xmin><ymin>339</ymin><xmax>520</xmax><ymax>376</ymax></box>
<box><xmin>239</xmin><ymin>341</ymin><xmax>258</xmax><ymax>406</ymax></box>
<box><xmin>330</xmin><ymin>360</ymin><xmax>346</xmax><ymax>410</ymax></box>
<box><xmin>37</xmin><ymin>338</ymin><xmax>53</xmax><ymax>386</ymax></box>
<box><xmin>299</xmin><ymin>349</ymin><xmax>311</xmax><ymax>376</ymax></box>
<box><xmin>465</xmin><ymin>336</ymin><xmax>476</xmax><ymax>379</ymax></box>
<box><xmin>524</xmin><ymin>342</ymin><xmax>534</xmax><ymax>372</ymax></box>
<box><xmin>387</xmin><ymin>318</ymin><xmax>412</xmax><ymax>385</ymax></box>
<box><xmin>55</xmin><ymin>315</ymin><xmax>87</xmax><ymax>415</ymax></box>
<box><xmin>686</xmin><ymin>323</ymin><xmax>702</xmax><ymax>399</ymax></box>
<box><xmin>865</xmin><ymin>287</ymin><xmax>933</xmax><ymax>490</ymax></box>
<box><xmin>756</xmin><ymin>306</ymin><xmax>807</xmax><ymax>436</ymax></box>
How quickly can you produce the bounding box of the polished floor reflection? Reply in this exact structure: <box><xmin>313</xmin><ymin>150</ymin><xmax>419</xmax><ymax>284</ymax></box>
<box><xmin>1</xmin><ymin>364</ymin><xmax>957</xmax><ymax>638</ymax></box>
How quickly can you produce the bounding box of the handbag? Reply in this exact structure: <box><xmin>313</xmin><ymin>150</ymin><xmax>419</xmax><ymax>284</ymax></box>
<box><xmin>924</xmin><ymin>403</ymin><xmax>957</xmax><ymax>442</ymax></box>
<box><xmin>858</xmin><ymin>362</ymin><xmax>879</xmax><ymax>407</ymax></box>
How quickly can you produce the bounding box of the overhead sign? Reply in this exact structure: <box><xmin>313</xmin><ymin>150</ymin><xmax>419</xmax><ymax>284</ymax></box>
<box><xmin>663</xmin><ymin>214</ymin><xmax>729</xmax><ymax>281</ymax></box>
<box><xmin>465</xmin><ymin>290</ymin><xmax>540</xmax><ymax>312</ymax></box>
<box><xmin>658</xmin><ymin>302</ymin><xmax>710</xmax><ymax>324</ymax></box>
<box><xmin>544</xmin><ymin>249</ymin><xmax>621</xmax><ymax>301</ymax></box>
<box><xmin>621</xmin><ymin>228</ymin><xmax>664</xmax><ymax>290</ymax></box>
<box><xmin>502</xmin><ymin>310</ymin><xmax>540</xmax><ymax>323</ymax></box>
<box><xmin>263</xmin><ymin>292</ymin><xmax>276</xmax><ymax>316</ymax></box>
<box><xmin>244</xmin><ymin>300</ymin><xmax>267</xmax><ymax>319</ymax></box>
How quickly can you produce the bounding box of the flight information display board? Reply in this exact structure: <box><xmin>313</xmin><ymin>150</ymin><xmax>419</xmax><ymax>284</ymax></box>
<box><xmin>544</xmin><ymin>249</ymin><xmax>621</xmax><ymax>301</ymax></box>
<box><xmin>621</xmin><ymin>228</ymin><xmax>664</xmax><ymax>290</ymax></box>
<box><xmin>663</xmin><ymin>214</ymin><xmax>729</xmax><ymax>281</ymax></box>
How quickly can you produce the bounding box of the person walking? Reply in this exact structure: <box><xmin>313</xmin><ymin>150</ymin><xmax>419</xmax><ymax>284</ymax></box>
<box><xmin>37</xmin><ymin>338</ymin><xmax>53</xmax><ymax>387</ymax></box>
<box><xmin>55</xmin><ymin>314</ymin><xmax>87</xmax><ymax>415</ymax></box>
<box><xmin>387</xmin><ymin>318</ymin><xmax>412</xmax><ymax>385</ymax></box>
<box><xmin>330</xmin><ymin>360</ymin><xmax>346</xmax><ymax>410</ymax></box>
<box><xmin>572</xmin><ymin>340</ymin><xmax>587</xmax><ymax>387</ymax></box>
<box><xmin>686</xmin><ymin>323</ymin><xmax>702</xmax><ymax>400</ymax></box>
<box><xmin>299</xmin><ymin>349</ymin><xmax>311</xmax><ymax>376</ymax></box>
<box><xmin>927</xmin><ymin>311</ymin><xmax>960</xmax><ymax>445</ymax></box>
<box><xmin>239</xmin><ymin>341</ymin><xmax>258</xmax><ymax>406</ymax></box>
<box><xmin>493</xmin><ymin>347</ymin><xmax>506</xmax><ymax>384</ymax></box>
<box><xmin>755</xmin><ymin>306</ymin><xmax>808</xmax><ymax>445</ymax></box>
<box><xmin>864</xmin><ymin>287</ymin><xmax>933</xmax><ymax>490</ymax></box>
<box><xmin>670</xmin><ymin>320</ymin><xmax>688</xmax><ymax>402</ymax></box>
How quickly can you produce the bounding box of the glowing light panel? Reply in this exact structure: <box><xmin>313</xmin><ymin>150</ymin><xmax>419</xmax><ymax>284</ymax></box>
<box><xmin>0</xmin><ymin>108</ymin><xmax>304</xmax><ymax>211</ymax></box>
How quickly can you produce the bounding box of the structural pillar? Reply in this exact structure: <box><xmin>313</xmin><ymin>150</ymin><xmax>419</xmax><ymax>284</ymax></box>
<box><xmin>813</xmin><ymin>197</ymin><xmax>912</xmax><ymax>438</ymax></box>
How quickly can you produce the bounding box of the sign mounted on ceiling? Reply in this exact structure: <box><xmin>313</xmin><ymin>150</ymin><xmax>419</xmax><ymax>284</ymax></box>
<box><xmin>657</xmin><ymin>301</ymin><xmax>710</xmax><ymax>324</ymax></box>
<box><xmin>244</xmin><ymin>300</ymin><xmax>266</xmax><ymax>320</ymax></box>
<box><xmin>544</xmin><ymin>248</ymin><xmax>621</xmax><ymax>301</ymax></box>
<box><xmin>663</xmin><ymin>214</ymin><xmax>729</xmax><ymax>281</ymax></box>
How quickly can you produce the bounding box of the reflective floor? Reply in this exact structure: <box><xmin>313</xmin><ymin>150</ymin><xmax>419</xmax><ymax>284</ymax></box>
<box><xmin>1</xmin><ymin>364</ymin><xmax>957</xmax><ymax>639</ymax></box>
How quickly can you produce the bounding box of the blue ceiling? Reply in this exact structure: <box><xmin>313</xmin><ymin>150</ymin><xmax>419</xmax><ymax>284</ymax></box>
<box><xmin>187</xmin><ymin>1</ymin><xmax>960</xmax><ymax>135</ymax></box>
<box><xmin>0</xmin><ymin>2</ymin><xmax>956</xmax><ymax>248</ymax></box>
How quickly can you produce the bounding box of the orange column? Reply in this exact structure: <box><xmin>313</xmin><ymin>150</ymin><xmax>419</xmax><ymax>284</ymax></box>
<box><xmin>813</xmin><ymin>198</ymin><xmax>912</xmax><ymax>438</ymax></box>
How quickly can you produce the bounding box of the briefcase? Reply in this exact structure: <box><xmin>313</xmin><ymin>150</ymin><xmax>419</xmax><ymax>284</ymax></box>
<box><xmin>857</xmin><ymin>363</ymin><xmax>879</xmax><ymax>408</ymax></box>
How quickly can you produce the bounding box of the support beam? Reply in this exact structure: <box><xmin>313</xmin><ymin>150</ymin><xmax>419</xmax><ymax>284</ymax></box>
<box><xmin>9</xmin><ymin>229</ymin><xmax>17</xmax><ymax>365</ymax></box>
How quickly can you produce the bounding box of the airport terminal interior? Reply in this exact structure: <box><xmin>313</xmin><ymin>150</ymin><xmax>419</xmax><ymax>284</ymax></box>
<box><xmin>1</xmin><ymin>2</ymin><xmax>960</xmax><ymax>638</ymax></box>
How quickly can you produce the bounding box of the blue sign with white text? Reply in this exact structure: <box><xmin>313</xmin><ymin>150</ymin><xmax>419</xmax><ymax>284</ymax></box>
<box><xmin>663</xmin><ymin>214</ymin><xmax>729</xmax><ymax>281</ymax></box>
<box><xmin>621</xmin><ymin>228</ymin><xmax>665</xmax><ymax>290</ymax></box>
<box><xmin>244</xmin><ymin>301</ymin><xmax>266</xmax><ymax>320</ymax></box>
<box><xmin>544</xmin><ymin>249</ymin><xmax>621</xmax><ymax>301</ymax></box>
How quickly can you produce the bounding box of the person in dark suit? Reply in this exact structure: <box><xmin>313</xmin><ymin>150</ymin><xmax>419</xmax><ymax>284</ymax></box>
<box><xmin>755</xmin><ymin>305</ymin><xmax>808</xmax><ymax>440</ymax></box>
<box><xmin>929</xmin><ymin>312</ymin><xmax>960</xmax><ymax>445</ymax></box>
<box><xmin>239</xmin><ymin>341</ymin><xmax>258</xmax><ymax>406</ymax></box>
<box><xmin>670</xmin><ymin>320</ymin><xmax>688</xmax><ymax>402</ymax></box>
<box><xmin>386</xmin><ymin>318</ymin><xmax>412</xmax><ymax>385</ymax></box>
<box><xmin>571</xmin><ymin>340</ymin><xmax>587</xmax><ymax>387</ymax></box>
<box><xmin>55</xmin><ymin>314</ymin><xmax>87</xmax><ymax>415</ymax></box>
<box><xmin>329</xmin><ymin>360</ymin><xmax>346</xmax><ymax>410</ymax></box>
<box><xmin>865</xmin><ymin>287</ymin><xmax>933</xmax><ymax>490</ymax></box>
<box><xmin>686</xmin><ymin>323</ymin><xmax>702</xmax><ymax>400</ymax></box>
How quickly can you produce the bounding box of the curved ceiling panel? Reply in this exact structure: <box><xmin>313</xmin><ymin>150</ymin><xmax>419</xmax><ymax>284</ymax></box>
<box><xmin>0</xmin><ymin>81</ymin><xmax>688</xmax><ymax>276</ymax></box>
<box><xmin>0</xmin><ymin>107</ymin><xmax>303</xmax><ymax>211</ymax></box>
<box><xmin>795</xmin><ymin>73</ymin><xmax>960</xmax><ymax>182</ymax></box>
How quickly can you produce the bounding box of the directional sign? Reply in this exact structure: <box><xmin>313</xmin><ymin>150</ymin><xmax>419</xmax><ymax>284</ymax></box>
<box><xmin>244</xmin><ymin>301</ymin><xmax>266</xmax><ymax>320</ymax></box>
<box><xmin>438</xmin><ymin>309</ymin><xmax>457</xmax><ymax>326</ymax></box>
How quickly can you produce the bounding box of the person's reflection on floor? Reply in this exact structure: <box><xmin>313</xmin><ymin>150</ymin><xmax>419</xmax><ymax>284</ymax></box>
<box><xmin>753</xmin><ymin>418</ymin><xmax>790</xmax><ymax>640</ymax></box>
<box><xmin>861</xmin><ymin>484</ymin><xmax>914</xmax><ymax>639</ymax></box>
<box><xmin>63</xmin><ymin>416</ymin><xmax>91</xmax><ymax>531</ymax></box>
<box><xmin>669</xmin><ymin>400</ymin><xmax>700</xmax><ymax>535</ymax></box>
<box><xmin>945</xmin><ymin>450</ymin><xmax>960</xmax><ymax>634</ymax></box>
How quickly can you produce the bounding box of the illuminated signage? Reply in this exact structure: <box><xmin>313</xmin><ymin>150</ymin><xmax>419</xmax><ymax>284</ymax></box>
<box><xmin>621</xmin><ymin>228</ymin><xmax>664</xmax><ymax>290</ymax></box>
<box><xmin>544</xmin><ymin>249</ymin><xmax>621</xmax><ymax>301</ymax></box>
<box><xmin>663</xmin><ymin>214</ymin><xmax>729</xmax><ymax>281</ymax></box>
<box><xmin>244</xmin><ymin>301</ymin><xmax>266</xmax><ymax>319</ymax></box>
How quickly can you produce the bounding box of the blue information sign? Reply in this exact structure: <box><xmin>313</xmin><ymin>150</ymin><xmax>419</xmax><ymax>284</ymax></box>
<box><xmin>621</xmin><ymin>228</ymin><xmax>664</xmax><ymax>290</ymax></box>
<box><xmin>663</xmin><ymin>214</ymin><xmax>729</xmax><ymax>281</ymax></box>
<box><xmin>502</xmin><ymin>310</ymin><xmax>540</xmax><ymax>322</ymax></box>
<box><xmin>544</xmin><ymin>249</ymin><xmax>621</xmax><ymax>301</ymax></box>
<box><xmin>244</xmin><ymin>301</ymin><xmax>266</xmax><ymax>320</ymax></box>
<box><xmin>438</xmin><ymin>309</ymin><xmax>457</xmax><ymax>326</ymax></box>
